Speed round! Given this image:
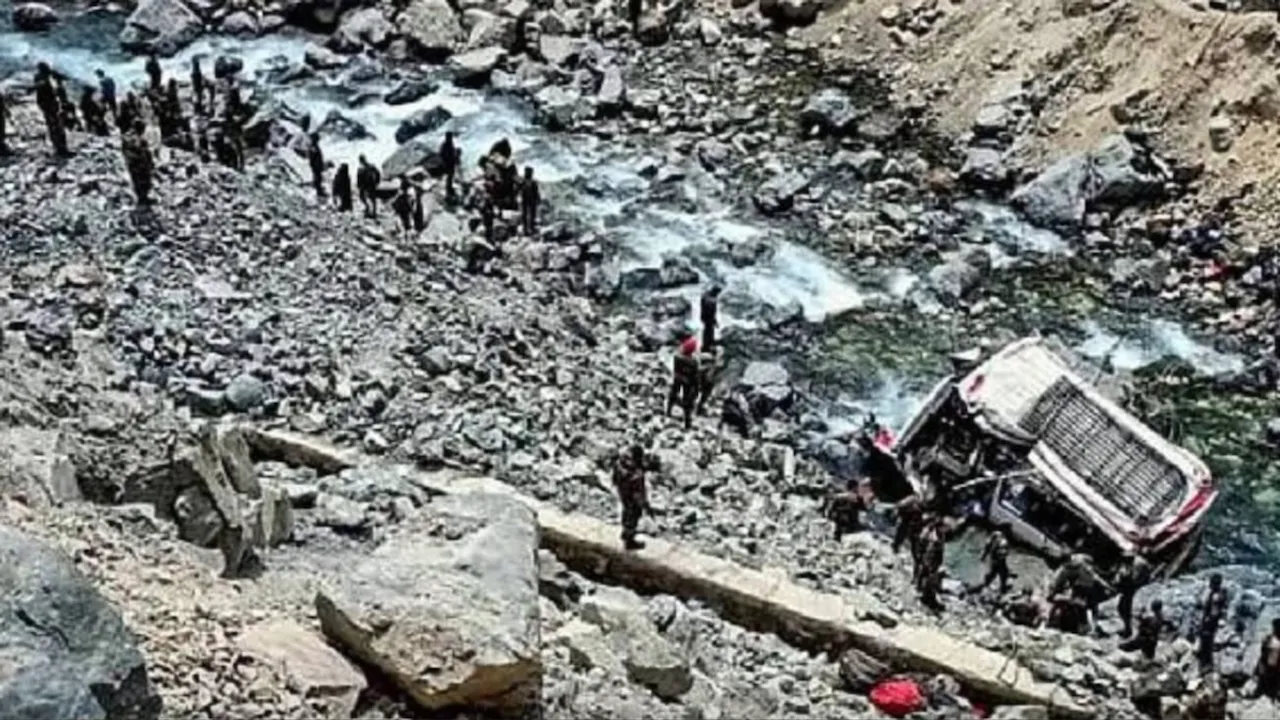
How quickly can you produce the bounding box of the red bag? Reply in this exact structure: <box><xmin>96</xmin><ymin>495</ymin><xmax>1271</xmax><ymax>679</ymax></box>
<box><xmin>869</xmin><ymin>678</ymin><xmax>925</xmax><ymax>718</ymax></box>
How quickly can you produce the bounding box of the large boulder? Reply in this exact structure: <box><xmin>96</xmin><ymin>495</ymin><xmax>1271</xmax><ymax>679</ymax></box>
<box><xmin>12</xmin><ymin>2</ymin><xmax>59</xmax><ymax>31</ymax></box>
<box><xmin>394</xmin><ymin>106</ymin><xmax>452</xmax><ymax>144</ymax></box>
<box><xmin>382</xmin><ymin>135</ymin><xmax>444</xmax><ymax>179</ymax></box>
<box><xmin>579</xmin><ymin>587</ymin><xmax>693</xmax><ymax>700</ymax></box>
<box><xmin>0</xmin><ymin>426</ymin><xmax>78</xmax><ymax>509</ymax></box>
<box><xmin>736</xmin><ymin>361</ymin><xmax>795</xmax><ymax>418</ymax></box>
<box><xmin>0</xmin><ymin>524</ymin><xmax>162</xmax><ymax>719</ymax></box>
<box><xmin>119</xmin><ymin>0</ymin><xmax>204</xmax><ymax>56</ymax></box>
<box><xmin>752</xmin><ymin>171</ymin><xmax>811</xmax><ymax>216</ymax></box>
<box><xmin>330</xmin><ymin>6</ymin><xmax>393</xmax><ymax>50</ymax></box>
<box><xmin>398</xmin><ymin>0</ymin><xmax>464</xmax><ymax>60</ymax></box>
<box><xmin>449</xmin><ymin>46</ymin><xmax>505</xmax><ymax>88</ymax></box>
<box><xmin>1009</xmin><ymin>154</ymin><xmax>1091</xmax><ymax>229</ymax></box>
<box><xmin>1010</xmin><ymin>134</ymin><xmax>1167</xmax><ymax>230</ymax></box>
<box><xmin>799</xmin><ymin>88</ymin><xmax>858</xmax><ymax>136</ymax></box>
<box><xmin>237</xmin><ymin>620</ymin><xmax>367</xmax><ymax>717</ymax></box>
<box><xmin>927</xmin><ymin>245</ymin><xmax>992</xmax><ymax>305</ymax></box>
<box><xmin>316</xmin><ymin>493</ymin><xmax>542</xmax><ymax>714</ymax></box>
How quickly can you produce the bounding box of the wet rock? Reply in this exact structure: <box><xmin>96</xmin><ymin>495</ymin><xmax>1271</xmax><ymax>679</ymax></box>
<box><xmin>538</xmin><ymin>34</ymin><xmax>584</xmax><ymax>67</ymax></box>
<box><xmin>736</xmin><ymin>361</ymin><xmax>794</xmax><ymax>418</ymax></box>
<box><xmin>534</xmin><ymin>85</ymin><xmax>590</xmax><ymax>131</ymax></box>
<box><xmin>12</xmin><ymin>2</ymin><xmax>59</xmax><ymax>31</ymax></box>
<box><xmin>399</xmin><ymin>0</ymin><xmax>464</xmax><ymax>59</ymax></box>
<box><xmin>753</xmin><ymin>171</ymin><xmax>811</xmax><ymax>216</ymax></box>
<box><xmin>304</xmin><ymin>42</ymin><xmax>347</xmax><ymax>69</ymax></box>
<box><xmin>799</xmin><ymin>88</ymin><xmax>858</xmax><ymax>136</ymax></box>
<box><xmin>1010</xmin><ymin>153</ymin><xmax>1091</xmax><ymax>229</ymax></box>
<box><xmin>220</xmin><ymin>10</ymin><xmax>257</xmax><ymax>35</ymax></box>
<box><xmin>928</xmin><ymin>245</ymin><xmax>992</xmax><ymax>304</ymax></box>
<box><xmin>758</xmin><ymin>0</ymin><xmax>823</xmax><ymax>26</ymax></box>
<box><xmin>385</xmin><ymin>78</ymin><xmax>439</xmax><ymax>105</ymax></box>
<box><xmin>382</xmin><ymin>135</ymin><xmax>443</xmax><ymax>179</ymax></box>
<box><xmin>214</xmin><ymin>54</ymin><xmax>243</xmax><ymax>79</ymax></box>
<box><xmin>0</xmin><ymin>426</ymin><xmax>78</xmax><ymax>509</ymax></box>
<box><xmin>394</xmin><ymin>106</ymin><xmax>452</xmax><ymax>144</ymax></box>
<box><xmin>317</xmin><ymin>109</ymin><xmax>374</xmax><ymax>141</ymax></box>
<box><xmin>596</xmin><ymin>65</ymin><xmax>626</xmax><ymax>115</ymax></box>
<box><xmin>449</xmin><ymin>46</ymin><xmax>505</xmax><ymax>87</ymax></box>
<box><xmin>960</xmin><ymin>146</ymin><xmax>1009</xmax><ymax>189</ymax></box>
<box><xmin>225</xmin><ymin>373</ymin><xmax>267</xmax><ymax>412</ymax></box>
<box><xmin>316</xmin><ymin>493</ymin><xmax>541</xmax><ymax>713</ymax></box>
<box><xmin>238</xmin><ymin>620</ymin><xmax>366</xmax><ymax>717</ymax></box>
<box><xmin>119</xmin><ymin>0</ymin><xmax>205</xmax><ymax>57</ymax></box>
<box><xmin>0</xmin><ymin>523</ymin><xmax>162</xmax><ymax>720</ymax></box>
<box><xmin>332</xmin><ymin>7</ymin><xmax>393</xmax><ymax>50</ymax></box>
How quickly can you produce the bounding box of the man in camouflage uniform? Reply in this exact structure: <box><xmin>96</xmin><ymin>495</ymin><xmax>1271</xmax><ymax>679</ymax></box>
<box><xmin>1116</xmin><ymin>554</ymin><xmax>1152</xmax><ymax>638</ymax></box>
<box><xmin>613</xmin><ymin>443</ymin><xmax>655</xmax><ymax>550</ymax></box>
<box><xmin>891</xmin><ymin>492</ymin><xmax>925</xmax><ymax>562</ymax></box>
<box><xmin>1197</xmin><ymin>573</ymin><xmax>1229</xmax><ymax>670</ymax></box>
<box><xmin>1119</xmin><ymin>599</ymin><xmax>1163</xmax><ymax>660</ymax></box>
<box><xmin>121</xmin><ymin>119</ymin><xmax>154</xmax><ymax>206</ymax></box>
<box><xmin>970</xmin><ymin>526</ymin><xmax>1011</xmax><ymax>596</ymax></box>
<box><xmin>1048</xmin><ymin>554</ymin><xmax>1101</xmax><ymax>634</ymax></box>
<box><xmin>915</xmin><ymin>517</ymin><xmax>947</xmax><ymax>611</ymax></box>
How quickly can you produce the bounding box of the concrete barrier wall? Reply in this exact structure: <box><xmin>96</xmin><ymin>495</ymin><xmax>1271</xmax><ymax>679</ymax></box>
<box><xmin>242</xmin><ymin>427</ymin><xmax>1091</xmax><ymax>719</ymax></box>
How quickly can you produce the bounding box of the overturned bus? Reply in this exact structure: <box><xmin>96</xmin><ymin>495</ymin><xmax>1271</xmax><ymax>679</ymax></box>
<box><xmin>867</xmin><ymin>336</ymin><xmax>1217</xmax><ymax>584</ymax></box>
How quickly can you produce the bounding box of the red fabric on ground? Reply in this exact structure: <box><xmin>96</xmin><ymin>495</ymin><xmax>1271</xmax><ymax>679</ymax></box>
<box><xmin>869</xmin><ymin>679</ymin><xmax>925</xmax><ymax>718</ymax></box>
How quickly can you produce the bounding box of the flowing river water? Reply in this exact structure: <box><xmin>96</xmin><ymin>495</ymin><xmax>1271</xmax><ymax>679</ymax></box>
<box><xmin>3</xmin><ymin>7</ymin><xmax>1274</xmax><ymax>570</ymax></box>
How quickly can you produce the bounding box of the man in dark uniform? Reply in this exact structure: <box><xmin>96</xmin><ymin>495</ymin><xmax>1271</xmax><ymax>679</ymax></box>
<box><xmin>117</xmin><ymin>91</ymin><xmax>140</xmax><ymax>134</ymax></box>
<box><xmin>223</xmin><ymin>114</ymin><xmax>245</xmax><ymax>171</ymax></box>
<box><xmin>519</xmin><ymin>166</ymin><xmax>540</xmax><ymax>236</ymax></box>
<box><xmin>1198</xmin><ymin>573</ymin><xmax>1229</xmax><ymax>670</ymax></box>
<box><xmin>145</xmin><ymin>54</ymin><xmax>162</xmax><ymax>94</ymax></box>
<box><xmin>34</xmin><ymin>63</ymin><xmax>70</xmax><ymax>157</ymax></box>
<box><xmin>822</xmin><ymin>479</ymin><xmax>865</xmax><ymax>541</ymax></box>
<box><xmin>96</xmin><ymin>69</ymin><xmax>117</xmax><ymax>119</ymax></box>
<box><xmin>121</xmin><ymin>119</ymin><xmax>154</xmax><ymax>206</ymax></box>
<box><xmin>1116</xmin><ymin>554</ymin><xmax>1152</xmax><ymax>638</ymax></box>
<box><xmin>666</xmin><ymin>334</ymin><xmax>699</xmax><ymax>430</ymax></box>
<box><xmin>700</xmin><ymin>285</ymin><xmax>722</xmax><ymax>352</ymax></box>
<box><xmin>916</xmin><ymin>517</ymin><xmax>947</xmax><ymax>611</ymax></box>
<box><xmin>480</xmin><ymin>190</ymin><xmax>496</xmax><ymax>243</ymax></box>
<box><xmin>412</xmin><ymin>182</ymin><xmax>426</xmax><ymax>232</ymax></box>
<box><xmin>0</xmin><ymin>91</ymin><xmax>9</xmax><ymax>155</ymax></box>
<box><xmin>392</xmin><ymin>177</ymin><xmax>414</xmax><ymax>237</ymax></box>
<box><xmin>1254</xmin><ymin>618</ymin><xmax>1280</xmax><ymax>701</ymax></box>
<box><xmin>693</xmin><ymin>347</ymin><xmax>718</xmax><ymax>415</ymax></box>
<box><xmin>439</xmin><ymin>130</ymin><xmax>459</xmax><ymax>202</ymax></box>
<box><xmin>357</xmin><ymin>155</ymin><xmax>380</xmax><ymax>217</ymax></box>
<box><xmin>1048</xmin><ymin>554</ymin><xmax>1099</xmax><ymax>634</ymax></box>
<box><xmin>718</xmin><ymin>387</ymin><xmax>754</xmax><ymax>439</ymax></box>
<box><xmin>1119</xmin><ymin>599</ymin><xmax>1163</xmax><ymax>660</ymax></box>
<box><xmin>332</xmin><ymin>162</ymin><xmax>353</xmax><ymax>212</ymax></box>
<box><xmin>612</xmin><ymin>443</ymin><xmax>654</xmax><ymax>550</ymax></box>
<box><xmin>971</xmin><ymin>526</ymin><xmax>1011</xmax><ymax>596</ymax></box>
<box><xmin>80</xmin><ymin>87</ymin><xmax>108</xmax><ymax>136</ymax></box>
<box><xmin>191</xmin><ymin>57</ymin><xmax>206</xmax><ymax>116</ymax></box>
<box><xmin>891</xmin><ymin>492</ymin><xmax>925</xmax><ymax>560</ymax></box>
<box><xmin>53</xmin><ymin>75</ymin><xmax>80</xmax><ymax>131</ymax></box>
<box><xmin>306</xmin><ymin>131</ymin><xmax>325</xmax><ymax>199</ymax></box>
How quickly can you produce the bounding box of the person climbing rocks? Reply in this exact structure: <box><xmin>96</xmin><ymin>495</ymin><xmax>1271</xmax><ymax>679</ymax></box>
<box><xmin>121</xmin><ymin>119</ymin><xmax>154</xmax><ymax>206</ymax></box>
<box><xmin>1116</xmin><ymin>554</ymin><xmax>1152</xmax><ymax>638</ymax></box>
<box><xmin>612</xmin><ymin>443</ymin><xmax>654</xmax><ymax>550</ymax></box>
<box><xmin>1198</xmin><ymin>572</ymin><xmax>1229</xmax><ymax>670</ymax></box>
<box><xmin>1253</xmin><ymin>618</ymin><xmax>1280</xmax><ymax>701</ymax></box>
<box><xmin>1048</xmin><ymin>554</ymin><xmax>1100</xmax><ymax>635</ymax></box>
<box><xmin>306</xmin><ymin>131</ymin><xmax>325</xmax><ymax>200</ymax></box>
<box><xmin>191</xmin><ymin>57</ymin><xmax>206</xmax><ymax>116</ymax></box>
<box><xmin>393</xmin><ymin>177</ymin><xmax>414</xmax><ymax>237</ymax></box>
<box><xmin>332</xmin><ymin>162</ymin><xmax>353</xmax><ymax>212</ymax></box>
<box><xmin>822</xmin><ymin>478</ymin><xmax>866</xmax><ymax>541</ymax></box>
<box><xmin>145</xmin><ymin>53</ymin><xmax>162</xmax><ymax>94</ymax></box>
<box><xmin>440</xmin><ymin>130</ymin><xmax>460</xmax><ymax>203</ymax></box>
<box><xmin>718</xmin><ymin>386</ymin><xmax>754</xmax><ymax>439</ymax></box>
<box><xmin>970</xmin><ymin>525</ymin><xmax>1011</xmax><ymax>596</ymax></box>
<box><xmin>34</xmin><ymin>62</ymin><xmax>70</xmax><ymax>157</ymax></box>
<box><xmin>1119</xmin><ymin>599</ymin><xmax>1163</xmax><ymax>660</ymax></box>
<box><xmin>356</xmin><ymin>155</ymin><xmax>380</xmax><ymax>217</ymax></box>
<box><xmin>700</xmin><ymin>285</ymin><xmax>722</xmax><ymax>352</ymax></box>
<box><xmin>519</xmin><ymin>166</ymin><xmax>540</xmax><ymax>236</ymax></box>
<box><xmin>666</xmin><ymin>330</ymin><xmax>700</xmax><ymax>430</ymax></box>
<box><xmin>80</xmin><ymin>87</ymin><xmax>107</xmax><ymax>136</ymax></box>
<box><xmin>53</xmin><ymin>75</ymin><xmax>80</xmax><ymax>132</ymax></box>
<box><xmin>96</xmin><ymin>68</ymin><xmax>117</xmax><ymax>119</ymax></box>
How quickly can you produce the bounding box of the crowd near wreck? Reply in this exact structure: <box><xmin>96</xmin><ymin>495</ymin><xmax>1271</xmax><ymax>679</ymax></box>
<box><xmin>6</xmin><ymin>0</ymin><xmax>1280</xmax><ymax>718</ymax></box>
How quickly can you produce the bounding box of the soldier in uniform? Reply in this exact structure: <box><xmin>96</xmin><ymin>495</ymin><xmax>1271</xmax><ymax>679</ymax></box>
<box><xmin>34</xmin><ymin>63</ymin><xmax>70</xmax><ymax>156</ymax></box>
<box><xmin>412</xmin><ymin>182</ymin><xmax>426</xmax><ymax>232</ymax></box>
<box><xmin>306</xmin><ymin>131</ymin><xmax>325</xmax><ymax>199</ymax></box>
<box><xmin>718</xmin><ymin>387</ymin><xmax>754</xmax><ymax>439</ymax></box>
<box><xmin>439</xmin><ymin>130</ymin><xmax>460</xmax><ymax>202</ymax></box>
<box><xmin>145</xmin><ymin>53</ymin><xmax>162</xmax><ymax>93</ymax></box>
<box><xmin>1116</xmin><ymin>554</ymin><xmax>1152</xmax><ymax>638</ymax></box>
<box><xmin>116</xmin><ymin>91</ymin><xmax>140</xmax><ymax>134</ymax></box>
<box><xmin>1198</xmin><ymin>573</ymin><xmax>1229</xmax><ymax>670</ymax></box>
<box><xmin>332</xmin><ymin>162</ymin><xmax>353</xmax><ymax>212</ymax></box>
<box><xmin>392</xmin><ymin>177</ymin><xmax>414</xmax><ymax>237</ymax></box>
<box><xmin>1048</xmin><ymin>554</ymin><xmax>1100</xmax><ymax>634</ymax></box>
<box><xmin>1118</xmin><ymin>599</ymin><xmax>1163</xmax><ymax>660</ymax></box>
<box><xmin>1253</xmin><ymin>618</ymin><xmax>1280</xmax><ymax>701</ymax></box>
<box><xmin>53</xmin><ymin>75</ymin><xmax>79</xmax><ymax>131</ymax></box>
<box><xmin>700</xmin><ymin>285</ymin><xmax>721</xmax><ymax>352</ymax></box>
<box><xmin>225</xmin><ymin>114</ymin><xmax>244</xmax><ymax>171</ymax></box>
<box><xmin>519</xmin><ymin>166</ymin><xmax>540</xmax><ymax>236</ymax></box>
<box><xmin>666</xmin><ymin>332</ymin><xmax>700</xmax><ymax>430</ymax></box>
<box><xmin>822</xmin><ymin>479</ymin><xmax>865</xmax><ymax>541</ymax></box>
<box><xmin>891</xmin><ymin>492</ymin><xmax>925</xmax><ymax>561</ymax></box>
<box><xmin>612</xmin><ymin>443</ymin><xmax>654</xmax><ymax>550</ymax></box>
<box><xmin>96</xmin><ymin>69</ymin><xmax>117</xmax><ymax>119</ymax></box>
<box><xmin>0</xmin><ymin>90</ymin><xmax>9</xmax><ymax>155</ymax></box>
<box><xmin>693</xmin><ymin>346</ymin><xmax>719</xmax><ymax>415</ymax></box>
<box><xmin>121</xmin><ymin>119</ymin><xmax>154</xmax><ymax>206</ymax></box>
<box><xmin>80</xmin><ymin>87</ymin><xmax>108</xmax><ymax>136</ymax></box>
<box><xmin>356</xmin><ymin>155</ymin><xmax>380</xmax><ymax>217</ymax></box>
<box><xmin>916</xmin><ymin>517</ymin><xmax>947</xmax><ymax>611</ymax></box>
<box><xmin>191</xmin><ymin>57</ymin><xmax>206</xmax><ymax>116</ymax></box>
<box><xmin>970</xmin><ymin>526</ymin><xmax>1011</xmax><ymax>596</ymax></box>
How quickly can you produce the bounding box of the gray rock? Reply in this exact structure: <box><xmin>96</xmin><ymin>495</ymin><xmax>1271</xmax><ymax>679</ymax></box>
<box><xmin>799</xmin><ymin>88</ymin><xmax>858</xmax><ymax>136</ymax></box>
<box><xmin>304</xmin><ymin>42</ymin><xmax>347</xmax><ymax>69</ymax></box>
<box><xmin>1010</xmin><ymin>153</ymin><xmax>1091</xmax><ymax>228</ymax></box>
<box><xmin>225</xmin><ymin>373</ymin><xmax>267</xmax><ymax>412</ymax></box>
<box><xmin>219</xmin><ymin>10</ymin><xmax>257</xmax><ymax>35</ymax></box>
<box><xmin>927</xmin><ymin>245</ymin><xmax>992</xmax><ymax>304</ymax></box>
<box><xmin>119</xmin><ymin>0</ymin><xmax>204</xmax><ymax>57</ymax></box>
<box><xmin>332</xmin><ymin>7</ymin><xmax>393</xmax><ymax>49</ymax></box>
<box><xmin>1089</xmin><ymin>134</ymin><xmax>1166</xmax><ymax>205</ymax></box>
<box><xmin>382</xmin><ymin>135</ymin><xmax>442</xmax><ymax>179</ymax></box>
<box><xmin>635</xmin><ymin>8</ymin><xmax>670</xmax><ymax>45</ymax></box>
<box><xmin>698</xmin><ymin>17</ymin><xmax>722</xmax><ymax>45</ymax></box>
<box><xmin>316</xmin><ymin>493</ymin><xmax>541</xmax><ymax>713</ymax></box>
<box><xmin>758</xmin><ymin>0</ymin><xmax>823</xmax><ymax>26</ymax></box>
<box><xmin>394</xmin><ymin>106</ymin><xmax>452</xmax><ymax>144</ymax></box>
<box><xmin>1013</xmin><ymin>134</ymin><xmax>1167</xmax><ymax>229</ymax></box>
<box><xmin>238</xmin><ymin>621</ymin><xmax>365</xmax><ymax>717</ymax></box>
<box><xmin>12</xmin><ymin>2</ymin><xmax>59</xmax><ymax>31</ymax></box>
<box><xmin>214</xmin><ymin>54</ymin><xmax>243</xmax><ymax>79</ymax></box>
<box><xmin>463</xmin><ymin>10</ymin><xmax>516</xmax><ymax>51</ymax></box>
<box><xmin>534</xmin><ymin>85</ymin><xmax>590</xmax><ymax>131</ymax></box>
<box><xmin>752</xmin><ymin>171</ymin><xmax>810</xmax><ymax>216</ymax></box>
<box><xmin>0</xmin><ymin>426</ymin><xmax>78</xmax><ymax>509</ymax></box>
<box><xmin>960</xmin><ymin>146</ymin><xmax>1008</xmax><ymax>188</ymax></box>
<box><xmin>317</xmin><ymin>109</ymin><xmax>374</xmax><ymax>141</ymax></box>
<box><xmin>0</xmin><ymin>524</ymin><xmax>162</xmax><ymax>720</ymax></box>
<box><xmin>1209</xmin><ymin>115</ymin><xmax>1235</xmax><ymax>152</ymax></box>
<box><xmin>596</xmin><ymin>65</ymin><xmax>626</xmax><ymax>115</ymax></box>
<box><xmin>620</xmin><ymin>256</ymin><xmax>700</xmax><ymax>291</ymax></box>
<box><xmin>973</xmin><ymin>103</ymin><xmax>1010</xmax><ymax>137</ymax></box>
<box><xmin>398</xmin><ymin>0</ymin><xmax>464</xmax><ymax>58</ymax></box>
<box><xmin>736</xmin><ymin>361</ymin><xmax>793</xmax><ymax>417</ymax></box>
<box><xmin>385</xmin><ymin>78</ymin><xmax>439</xmax><ymax>105</ymax></box>
<box><xmin>837</xmin><ymin>648</ymin><xmax>890</xmax><ymax>692</ymax></box>
<box><xmin>449</xmin><ymin>46</ymin><xmax>505</xmax><ymax>87</ymax></box>
<box><xmin>538</xmin><ymin>34</ymin><xmax>583</xmax><ymax>67</ymax></box>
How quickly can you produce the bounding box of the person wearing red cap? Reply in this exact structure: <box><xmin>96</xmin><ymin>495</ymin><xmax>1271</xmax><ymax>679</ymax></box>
<box><xmin>666</xmin><ymin>331</ymin><xmax>700</xmax><ymax>430</ymax></box>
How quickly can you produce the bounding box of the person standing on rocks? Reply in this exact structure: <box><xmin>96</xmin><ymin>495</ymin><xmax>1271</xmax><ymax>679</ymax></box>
<box><xmin>117</xmin><ymin>91</ymin><xmax>140</xmax><ymax>135</ymax></box>
<box><xmin>628</xmin><ymin>0</ymin><xmax>644</xmax><ymax>36</ymax></box>
<box><xmin>891</xmin><ymin>492</ymin><xmax>925</xmax><ymax>561</ymax></box>
<box><xmin>700</xmin><ymin>285</ymin><xmax>722</xmax><ymax>352</ymax></box>
<box><xmin>519</xmin><ymin>166</ymin><xmax>540</xmax><ymax>236</ymax></box>
<box><xmin>1116</xmin><ymin>554</ymin><xmax>1152</xmax><ymax>638</ymax></box>
<box><xmin>694</xmin><ymin>346</ymin><xmax>719</xmax><ymax>415</ymax></box>
<box><xmin>1197</xmin><ymin>572</ymin><xmax>1229</xmax><ymax>670</ymax></box>
<box><xmin>970</xmin><ymin>525</ymin><xmax>1011</xmax><ymax>596</ymax></box>
<box><xmin>34</xmin><ymin>63</ymin><xmax>70</xmax><ymax>157</ymax></box>
<box><xmin>357</xmin><ymin>155</ymin><xmax>380</xmax><ymax>217</ymax></box>
<box><xmin>916</xmin><ymin>517</ymin><xmax>947</xmax><ymax>611</ymax></box>
<box><xmin>80</xmin><ymin>87</ymin><xmax>108</xmax><ymax>136</ymax></box>
<box><xmin>53</xmin><ymin>75</ymin><xmax>80</xmax><ymax>132</ymax></box>
<box><xmin>1253</xmin><ymin>618</ymin><xmax>1280</xmax><ymax>701</ymax></box>
<box><xmin>121</xmin><ymin>119</ymin><xmax>154</xmax><ymax>207</ymax></box>
<box><xmin>822</xmin><ymin>479</ymin><xmax>866</xmax><ymax>541</ymax></box>
<box><xmin>412</xmin><ymin>182</ymin><xmax>426</xmax><ymax>233</ymax></box>
<box><xmin>306</xmin><ymin>131</ymin><xmax>326</xmax><ymax>200</ymax></box>
<box><xmin>0</xmin><ymin>90</ymin><xmax>9</xmax><ymax>155</ymax></box>
<box><xmin>393</xmin><ymin>177</ymin><xmax>414</xmax><ymax>237</ymax></box>
<box><xmin>95</xmin><ymin>68</ymin><xmax>117</xmax><ymax>119</ymax></box>
<box><xmin>440</xmin><ymin>130</ymin><xmax>460</xmax><ymax>203</ymax></box>
<box><xmin>1119</xmin><ymin>599</ymin><xmax>1163</xmax><ymax>660</ymax></box>
<box><xmin>191</xmin><ymin>57</ymin><xmax>206</xmax><ymax>116</ymax></box>
<box><xmin>480</xmin><ymin>188</ymin><xmax>496</xmax><ymax>243</ymax></box>
<box><xmin>612</xmin><ymin>443</ymin><xmax>654</xmax><ymax>551</ymax></box>
<box><xmin>666</xmin><ymin>331</ymin><xmax>700</xmax><ymax>430</ymax></box>
<box><xmin>223</xmin><ymin>115</ymin><xmax>245</xmax><ymax>171</ymax></box>
<box><xmin>333</xmin><ymin>162</ymin><xmax>353</xmax><ymax>212</ymax></box>
<box><xmin>1048</xmin><ymin>554</ymin><xmax>1099</xmax><ymax>634</ymax></box>
<box><xmin>145</xmin><ymin>54</ymin><xmax>162</xmax><ymax>95</ymax></box>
